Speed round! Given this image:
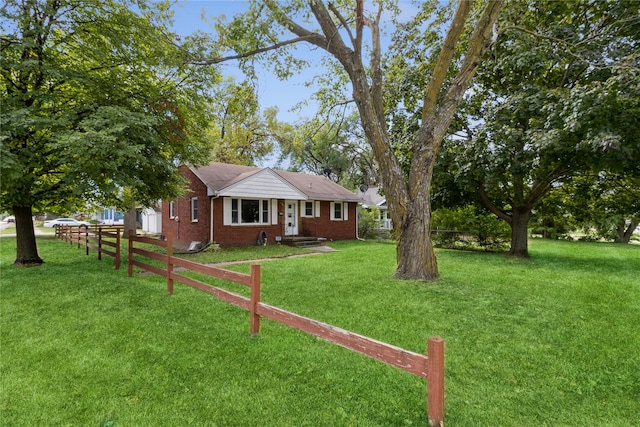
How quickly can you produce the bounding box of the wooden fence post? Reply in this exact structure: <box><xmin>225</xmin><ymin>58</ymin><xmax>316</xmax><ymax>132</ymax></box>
<box><xmin>97</xmin><ymin>227</ymin><xmax>103</xmax><ymax>261</ymax></box>
<box><xmin>167</xmin><ymin>234</ymin><xmax>174</xmax><ymax>295</ymax></box>
<box><xmin>84</xmin><ymin>226</ymin><xmax>89</xmax><ymax>255</ymax></box>
<box><xmin>114</xmin><ymin>228</ymin><xmax>121</xmax><ymax>271</ymax></box>
<box><xmin>250</xmin><ymin>264</ymin><xmax>261</xmax><ymax>336</ymax></box>
<box><xmin>427</xmin><ymin>337</ymin><xmax>445</xmax><ymax>427</ymax></box>
<box><xmin>127</xmin><ymin>229</ymin><xmax>134</xmax><ymax>277</ymax></box>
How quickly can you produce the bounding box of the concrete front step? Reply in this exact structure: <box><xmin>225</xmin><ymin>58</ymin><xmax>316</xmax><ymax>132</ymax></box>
<box><xmin>281</xmin><ymin>237</ymin><xmax>326</xmax><ymax>247</ymax></box>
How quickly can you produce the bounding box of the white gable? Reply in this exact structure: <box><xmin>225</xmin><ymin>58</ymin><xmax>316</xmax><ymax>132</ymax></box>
<box><xmin>218</xmin><ymin>168</ymin><xmax>306</xmax><ymax>199</ymax></box>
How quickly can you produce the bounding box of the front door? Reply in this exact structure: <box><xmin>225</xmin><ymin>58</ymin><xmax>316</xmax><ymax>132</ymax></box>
<box><xmin>284</xmin><ymin>200</ymin><xmax>298</xmax><ymax>236</ymax></box>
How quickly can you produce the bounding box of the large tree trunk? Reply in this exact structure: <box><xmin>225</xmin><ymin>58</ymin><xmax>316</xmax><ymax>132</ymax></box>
<box><xmin>509</xmin><ymin>207</ymin><xmax>530</xmax><ymax>257</ymax></box>
<box><xmin>13</xmin><ymin>205</ymin><xmax>43</xmax><ymax>266</ymax></box>
<box><xmin>395</xmin><ymin>197</ymin><xmax>438</xmax><ymax>280</ymax></box>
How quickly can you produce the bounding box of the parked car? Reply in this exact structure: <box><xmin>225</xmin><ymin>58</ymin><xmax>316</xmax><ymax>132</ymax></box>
<box><xmin>43</xmin><ymin>218</ymin><xmax>90</xmax><ymax>228</ymax></box>
<box><xmin>2</xmin><ymin>216</ymin><xmax>15</xmax><ymax>223</ymax></box>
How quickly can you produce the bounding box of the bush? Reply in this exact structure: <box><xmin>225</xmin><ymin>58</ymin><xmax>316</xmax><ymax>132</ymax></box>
<box><xmin>358</xmin><ymin>207</ymin><xmax>382</xmax><ymax>240</ymax></box>
<box><xmin>432</xmin><ymin>206</ymin><xmax>510</xmax><ymax>251</ymax></box>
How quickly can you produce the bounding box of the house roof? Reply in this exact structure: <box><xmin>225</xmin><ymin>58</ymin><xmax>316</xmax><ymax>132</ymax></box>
<box><xmin>357</xmin><ymin>186</ymin><xmax>387</xmax><ymax>209</ymax></box>
<box><xmin>189</xmin><ymin>162</ymin><xmax>360</xmax><ymax>202</ymax></box>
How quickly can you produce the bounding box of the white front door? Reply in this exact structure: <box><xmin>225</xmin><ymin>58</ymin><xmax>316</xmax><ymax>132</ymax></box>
<box><xmin>284</xmin><ymin>200</ymin><xmax>298</xmax><ymax>236</ymax></box>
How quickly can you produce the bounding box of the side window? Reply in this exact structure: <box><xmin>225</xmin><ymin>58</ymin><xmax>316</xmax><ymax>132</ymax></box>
<box><xmin>169</xmin><ymin>201</ymin><xmax>175</xmax><ymax>218</ymax></box>
<box><xmin>190</xmin><ymin>197</ymin><xmax>198</xmax><ymax>222</ymax></box>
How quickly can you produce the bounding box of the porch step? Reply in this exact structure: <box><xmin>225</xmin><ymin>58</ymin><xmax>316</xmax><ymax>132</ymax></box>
<box><xmin>281</xmin><ymin>237</ymin><xmax>326</xmax><ymax>248</ymax></box>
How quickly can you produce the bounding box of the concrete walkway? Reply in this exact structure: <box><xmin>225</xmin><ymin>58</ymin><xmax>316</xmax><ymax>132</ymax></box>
<box><xmin>205</xmin><ymin>245</ymin><xmax>336</xmax><ymax>267</ymax></box>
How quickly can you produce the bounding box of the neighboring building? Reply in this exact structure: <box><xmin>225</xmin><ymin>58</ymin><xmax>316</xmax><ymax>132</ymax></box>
<box><xmin>357</xmin><ymin>186</ymin><xmax>393</xmax><ymax>230</ymax></box>
<box><xmin>163</xmin><ymin>162</ymin><xmax>361</xmax><ymax>249</ymax></box>
<box><xmin>141</xmin><ymin>206</ymin><xmax>162</xmax><ymax>234</ymax></box>
<box><xmin>95</xmin><ymin>208</ymin><xmax>124</xmax><ymax>225</ymax></box>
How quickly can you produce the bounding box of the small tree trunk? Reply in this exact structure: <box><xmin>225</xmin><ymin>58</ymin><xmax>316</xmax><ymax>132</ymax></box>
<box><xmin>394</xmin><ymin>199</ymin><xmax>438</xmax><ymax>281</ymax></box>
<box><xmin>615</xmin><ymin>219</ymin><xmax>638</xmax><ymax>244</ymax></box>
<box><xmin>13</xmin><ymin>205</ymin><xmax>43</xmax><ymax>266</ymax></box>
<box><xmin>123</xmin><ymin>204</ymin><xmax>137</xmax><ymax>239</ymax></box>
<box><xmin>509</xmin><ymin>207</ymin><xmax>530</xmax><ymax>257</ymax></box>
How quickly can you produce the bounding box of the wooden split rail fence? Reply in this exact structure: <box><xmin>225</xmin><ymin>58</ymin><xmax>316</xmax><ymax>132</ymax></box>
<box><xmin>55</xmin><ymin>224</ymin><xmax>122</xmax><ymax>270</ymax></box>
<box><xmin>127</xmin><ymin>230</ymin><xmax>445</xmax><ymax>426</ymax></box>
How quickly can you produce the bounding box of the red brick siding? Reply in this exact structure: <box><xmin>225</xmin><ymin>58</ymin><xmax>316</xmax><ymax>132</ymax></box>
<box><xmin>161</xmin><ymin>167</ymin><xmax>211</xmax><ymax>250</ymax></box>
<box><xmin>300</xmin><ymin>201</ymin><xmax>357</xmax><ymax>241</ymax></box>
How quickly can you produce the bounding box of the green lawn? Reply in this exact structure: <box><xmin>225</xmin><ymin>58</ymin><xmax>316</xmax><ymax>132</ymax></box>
<box><xmin>1</xmin><ymin>236</ymin><xmax>638</xmax><ymax>426</ymax></box>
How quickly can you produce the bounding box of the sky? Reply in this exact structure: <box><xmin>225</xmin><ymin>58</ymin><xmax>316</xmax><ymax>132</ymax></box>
<box><xmin>167</xmin><ymin>1</ymin><xmax>422</xmax><ymax>167</ymax></box>
<box><xmin>169</xmin><ymin>1</ymin><xmax>323</xmax><ymax>124</ymax></box>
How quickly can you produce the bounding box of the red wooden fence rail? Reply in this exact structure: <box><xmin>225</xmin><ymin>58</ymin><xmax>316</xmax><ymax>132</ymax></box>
<box><xmin>56</xmin><ymin>224</ymin><xmax>122</xmax><ymax>269</ymax></box>
<box><xmin>127</xmin><ymin>230</ymin><xmax>445</xmax><ymax>426</ymax></box>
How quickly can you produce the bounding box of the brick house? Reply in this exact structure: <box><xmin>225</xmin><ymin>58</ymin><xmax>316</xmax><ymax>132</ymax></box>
<box><xmin>162</xmin><ymin>162</ymin><xmax>360</xmax><ymax>249</ymax></box>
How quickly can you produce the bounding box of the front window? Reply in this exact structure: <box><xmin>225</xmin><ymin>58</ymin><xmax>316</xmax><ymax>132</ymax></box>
<box><xmin>241</xmin><ymin>199</ymin><xmax>259</xmax><ymax>223</ymax></box>
<box><xmin>230</xmin><ymin>198</ymin><xmax>270</xmax><ymax>224</ymax></box>
<box><xmin>169</xmin><ymin>201</ymin><xmax>176</xmax><ymax>218</ymax></box>
<box><xmin>231</xmin><ymin>198</ymin><xmax>239</xmax><ymax>223</ymax></box>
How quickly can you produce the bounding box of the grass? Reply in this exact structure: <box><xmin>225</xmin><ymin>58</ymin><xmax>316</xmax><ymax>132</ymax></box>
<box><xmin>1</xmin><ymin>235</ymin><xmax>639</xmax><ymax>426</ymax></box>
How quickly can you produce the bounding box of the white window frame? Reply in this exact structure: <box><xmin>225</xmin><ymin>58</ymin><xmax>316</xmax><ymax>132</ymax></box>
<box><xmin>190</xmin><ymin>197</ymin><xmax>198</xmax><ymax>222</ymax></box>
<box><xmin>169</xmin><ymin>201</ymin><xmax>176</xmax><ymax>219</ymax></box>
<box><xmin>301</xmin><ymin>200</ymin><xmax>315</xmax><ymax>218</ymax></box>
<box><xmin>223</xmin><ymin>197</ymin><xmax>272</xmax><ymax>226</ymax></box>
<box><xmin>330</xmin><ymin>201</ymin><xmax>349</xmax><ymax>221</ymax></box>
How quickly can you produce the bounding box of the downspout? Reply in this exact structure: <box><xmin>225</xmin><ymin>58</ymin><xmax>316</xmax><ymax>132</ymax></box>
<box><xmin>210</xmin><ymin>193</ymin><xmax>218</xmax><ymax>244</ymax></box>
<box><xmin>355</xmin><ymin>202</ymin><xmax>365</xmax><ymax>241</ymax></box>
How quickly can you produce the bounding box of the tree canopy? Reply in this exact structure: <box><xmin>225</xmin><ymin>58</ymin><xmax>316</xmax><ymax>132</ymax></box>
<box><xmin>435</xmin><ymin>0</ymin><xmax>640</xmax><ymax>255</ymax></box>
<box><xmin>1</xmin><ymin>0</ymin><xmax>219</xmax><ymax>264</ymax></box>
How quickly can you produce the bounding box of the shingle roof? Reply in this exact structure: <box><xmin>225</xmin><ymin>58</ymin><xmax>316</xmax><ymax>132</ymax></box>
<box><xmin>357</xmin><ymin>186</ymin><xmax>387</xmax><ymax>208</ymax></box>
<box><xmin>189</xmin><ymin>162</ymin><xmax>360</xmax><ymax>202</ymax></box>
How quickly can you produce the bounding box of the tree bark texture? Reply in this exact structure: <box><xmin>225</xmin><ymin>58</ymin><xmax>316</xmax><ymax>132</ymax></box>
<box><xmin>615</xmin><ymin>219</ymin><xmax>638</xmax><ymax>244</ymax></box>
<box><xmin>13</xmin><ymin>206</ymin><xmax>43</xmax><ymax>266</ymax></box>
<box><xmin>123</xmin><ymin>205</ymin><xmax>137</xmax><ymax>239</ymax></box>
<box><xmin>395</xmin><ymin>191</ymin><xmax>438</xmax><ymax>280</ymax></box>
<box><xmin>509</xmin><ymin>207</ymin><xmax>530</xmax><ymax>257</ymax></box>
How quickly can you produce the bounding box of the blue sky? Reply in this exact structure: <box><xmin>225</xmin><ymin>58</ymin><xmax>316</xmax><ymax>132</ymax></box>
<box><xmin>168</xmin><ymin>1</ymin><xmax>422</xmax><ymax>167</ymax></box>
<box><xmin>168</xmin><ymin>1</ymin><xmax>422</xmax><ymax>121</ymax></box>
<box><xmin>170</xmin><ymin>1</ymin><xmax>322</xmax><ymax>124</ymax></box>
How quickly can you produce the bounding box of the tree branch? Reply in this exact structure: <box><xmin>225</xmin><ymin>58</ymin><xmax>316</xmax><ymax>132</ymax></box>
<box><xmin>187</xmin><ymin>36</ymin><xmax>314</xmax><ymax>65</ymax></box>
<box><xmin>364</xmin><ymin>2</ymin><xmax>385</xmax><ymax>127</ymax></box>
<box><xmin>328</xmin><ymin>1</ymin><xmax>356</xmax><ymax>47</ymax></box>
<box><xmin>478</xmin><ymin>181</ymin><xmax>512</xmax><ymax>224</ymax></box>
<box><xmin>308</xmin><ymin>0</ymin><xmax>353</xmax><ymax>62</ymax></box>
<box><xmin>421</xmin><ymin>0</ymin><xmax>473</xmax><ymax>120</ymax></box>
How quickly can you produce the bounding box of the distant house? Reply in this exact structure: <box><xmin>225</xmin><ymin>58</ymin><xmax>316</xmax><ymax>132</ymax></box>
<box><xmin>141</xmin><ymin>206</ymin><xmax>162</xmax><ymax>234</ymax></box>
<box><xmin>357</xmin><ymin>186</ymin><xmax>393</xmax><ymax>230</ymax></box>
<box><xmin>163</xmin><ymin>162</ymin><xmax>360</xmax><ymax>249</ymax></box>
<box><xmin>95</xmin><ymin>208</ymin><xmax>124</xmax><ymax>225</ymax></box>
